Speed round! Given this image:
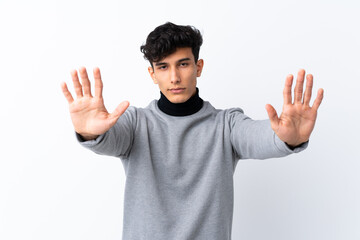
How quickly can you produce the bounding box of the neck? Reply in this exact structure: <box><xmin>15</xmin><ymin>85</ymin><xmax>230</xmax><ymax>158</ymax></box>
<box><xmin>157</xmin><ymin>88</ymin><xmax>203</xmax><ymax>116</ymax></box>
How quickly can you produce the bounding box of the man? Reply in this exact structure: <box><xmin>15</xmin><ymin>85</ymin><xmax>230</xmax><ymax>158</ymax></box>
<box><xmin>61</xmin><ymin>22</ymin><xmax>324</xmax><ymax>240</ymax></box>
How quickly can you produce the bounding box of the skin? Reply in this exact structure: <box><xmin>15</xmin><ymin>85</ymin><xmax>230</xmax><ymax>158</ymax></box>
<box><xmin>148</xmin><ymin>47</ymin><xmax>204</xmax><ymax>104</ymax></box>
<box><xmin>265</xmin><ymin>70</ymin><xmax>324</xmax><ymax>146</ymax></box>
<box><xmin>61</xmin><ymin>67</ymin><xmax>129</xmax><ymax>140</ymax></box>
<box><xmin>61</xmin><ymin>48</ymin><xmax>324</xmax><ymax>146</ymax></box>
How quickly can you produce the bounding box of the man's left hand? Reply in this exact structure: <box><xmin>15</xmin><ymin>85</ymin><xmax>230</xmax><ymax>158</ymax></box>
<box><xmin>265</xmin><ymin>69</ymin><xmax>324</xmax><ymax>148</ymax></box>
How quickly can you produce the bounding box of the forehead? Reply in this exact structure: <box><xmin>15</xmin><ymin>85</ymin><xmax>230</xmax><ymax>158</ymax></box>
<box><xmin>155</xmin><ymin>47</ymin><xmax>194</xmax><ymax>63</ymax></box>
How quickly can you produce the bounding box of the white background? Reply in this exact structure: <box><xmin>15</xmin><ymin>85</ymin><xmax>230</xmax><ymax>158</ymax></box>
<box><xmin>1</xmin><ymin>0</ymin><xmax>359</xmax><ymax>239</ymax></box>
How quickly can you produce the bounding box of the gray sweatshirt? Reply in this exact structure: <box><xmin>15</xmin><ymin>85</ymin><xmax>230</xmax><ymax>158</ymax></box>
<box><xmin>78</xmin><ymin>100</ymin><xmax>306</xmax><ymax>240</ymax></box>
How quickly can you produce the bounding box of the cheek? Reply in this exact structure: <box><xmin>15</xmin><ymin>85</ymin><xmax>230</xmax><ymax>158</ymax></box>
<box><xmin>157</xmin><ymin>80</ymin><xmax>167</xmax><ymax>90</ymax></box>
<box><xmin>191</xmin><ymin>71</ymin><xmax>198</xmax><ymax>85</ymax></box>
<box><xmin>153</xmin><ymin>74</ymin><xmax>164</xmax><ymax>85</ymax></box>
<box><xmin>185</xmin><ymin>68</ymin><xmax>197</xmax><ymax>81</ymax></box>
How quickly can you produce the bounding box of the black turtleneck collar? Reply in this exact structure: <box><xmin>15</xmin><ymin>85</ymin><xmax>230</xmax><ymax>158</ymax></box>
<box><xmin>157</xmin><ymin>88</ymin><xmax>204</xmax><ymax>116</ymax></box>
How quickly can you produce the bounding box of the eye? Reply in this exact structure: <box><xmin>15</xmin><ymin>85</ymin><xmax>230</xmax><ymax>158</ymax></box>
<box><xmin>180</xmin><ymin>62</ymin><xmax>189</xmax><ymax>67</ymax></box>
<box><xmin>158</xmin><ymin>65</ymin><xmax>167</xmax><ymax>70</ymax></box>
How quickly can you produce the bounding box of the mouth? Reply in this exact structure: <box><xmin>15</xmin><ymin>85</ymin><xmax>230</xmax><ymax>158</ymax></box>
<box><xmin>169</xmin><ymin>88</ymin><xmax>186</xmax><ymax>94</ymax></box>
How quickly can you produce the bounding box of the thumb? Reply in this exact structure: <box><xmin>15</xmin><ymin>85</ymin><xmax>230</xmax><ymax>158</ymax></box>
<box><xmin>265</xmin><ymin>104</ymin><xmax>279</xmax><ymax>130</ymax></box>
<box><xmin>109</xmin><ymin>101</ymin><xmax>130</xmax><ymax>121</ymax></box>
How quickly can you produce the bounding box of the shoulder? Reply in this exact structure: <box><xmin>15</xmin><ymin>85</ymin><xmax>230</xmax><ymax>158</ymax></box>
<box><xmin>211</xmin><ymin>104</ymin><xmax>246</xmax><ymax>120</ymax></box>
<box><xmin>122</xmin><ymin>100</ymin><xmax>156</xmax><ymax>116</ymax></box>
<box><xmin>198</xmin><ymin>102</ymin><xmax>251</xmax><ymax>127</ymax></box>
<box><xmin>120</xmin><ymin>100</ymin><xmax>161</xmax><ymax>124</ymax></box>
<box><xmin>211</xmin><ymin>105</ymin><xmax>254</xmax><ymax>129</ymax></box>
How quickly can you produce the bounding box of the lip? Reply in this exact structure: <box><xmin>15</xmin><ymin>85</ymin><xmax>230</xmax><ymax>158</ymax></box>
<box><xmin>169</xmin><ymin>88</ymin><xmax>185</xmax><ymax>94</ymax></box>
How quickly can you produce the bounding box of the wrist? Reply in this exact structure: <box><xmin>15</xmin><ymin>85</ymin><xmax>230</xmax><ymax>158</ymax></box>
<box><xmin>285</xmin><ymin>141</ymin><xmax>307</xmax><ymax>150</ymax></box>
<box><xmin>77</xmin><ymin>132</ymin><xmax>99</xmax><ymax>141</ymax></box>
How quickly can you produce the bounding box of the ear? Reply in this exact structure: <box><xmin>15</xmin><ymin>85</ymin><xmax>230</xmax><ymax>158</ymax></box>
<box><xmin>148</xmin><ymin>66</ymin><xmax>158</xmax><ymax>84</ymax></box>
<box><xmin>196</xmin><ymin>59</ymin><xmax>204</xmax><ymax>77</ymax></box>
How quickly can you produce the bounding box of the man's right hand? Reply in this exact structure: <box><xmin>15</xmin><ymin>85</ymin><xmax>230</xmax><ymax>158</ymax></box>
<box><xmin>61</xmin><ymin>67</ymin><xmax>129</xmax><ymax>141</ymax></box>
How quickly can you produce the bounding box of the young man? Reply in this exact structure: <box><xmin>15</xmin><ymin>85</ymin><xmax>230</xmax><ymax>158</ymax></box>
<box><xmin>61</xmin><ymin>22</ymin><xmax>324</xmax><ymax>240</ymax></box>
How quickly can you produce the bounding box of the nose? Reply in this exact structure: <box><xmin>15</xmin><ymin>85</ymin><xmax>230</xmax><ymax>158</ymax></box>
<box><xmin>170</xmin><ymin>67</ymin><xmax>180</xmax><ymax>84</ymax></box>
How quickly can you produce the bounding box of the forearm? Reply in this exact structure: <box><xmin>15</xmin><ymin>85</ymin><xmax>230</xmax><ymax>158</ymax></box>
<box><xmin>231</xmin><ymin>118</ymin><xmax>307</xmax><ymax>160</ymax></box>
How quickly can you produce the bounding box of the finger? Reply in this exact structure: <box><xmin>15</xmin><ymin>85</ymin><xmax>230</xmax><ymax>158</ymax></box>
<box><xmin>303</xmin><ymin>74</ymin><xmax>313</xmax><ymax>106</ymax></box>
<box><xmin>71</xmin><ymin>69</ymin><xmax>83</xmax><ymax>98</ymax></box>
<box><xmin>283</xmin><ymin>74</ymin><xmax>293</xmax><ymax>105</ymax></box>
<box><xmin>61</xmin><ymin>82</ymin><xmax>74</xmax><ymax>104</ymax></box>
<box><xmin>312</xmin><ymin>88</ymin><xmax>324</xmax><ymax>111</ymax></box>
<box><xmin>109</xmin><ymin>101</ymin><xmax>130</xmax><ymax>121</ymax></box>
<box><xmin>265</xmin><ymin>104</ymin><xmax>279</xmax><ymax>130</ymax></box>
<box><xmin>294</xmin><ymin>69</ymin><xmax>305</xmax><ymax>104</ymax></box>
<box><xmin>93</xmin><ymin>67</ymin><xmax>103</xmax><ymax>98</ymax></box>
<box><xmin>79</xmin><ymin>66</ymin><xmax>92</xmax><ymax>97</ymax></box>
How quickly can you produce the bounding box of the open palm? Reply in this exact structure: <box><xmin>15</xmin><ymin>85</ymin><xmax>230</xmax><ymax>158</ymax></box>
<box><xmin>265</xmin><ymin>69</ymin><xmax>324</xmax><ymax>147</ymax></box>
<box><xmin>61</xmin><ymin>67</ymin><xmax>129</xmax><ymax>140</ymax></box>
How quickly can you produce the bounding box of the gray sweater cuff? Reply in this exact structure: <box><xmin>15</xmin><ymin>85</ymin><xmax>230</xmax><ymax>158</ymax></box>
<box><xmin>75</xmin><ymin>132</ymin><xmax>106</xmax><ymax>148</ymax></box>
<box><xmin>274</xmin><ymin>133</ymin><xmax>308</xmax><ymax>154</ymax></box>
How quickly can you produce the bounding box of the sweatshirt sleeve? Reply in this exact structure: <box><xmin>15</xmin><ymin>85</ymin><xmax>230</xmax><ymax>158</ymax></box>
<box><xmin>227</xmin><ymin>108</ymin><xmax>308</xmax><ymax>160</ymax></box>
<box><xmin>76</xmin><ymin>106</ymin><xmax>137</xmax><ymax>158</ymax></box>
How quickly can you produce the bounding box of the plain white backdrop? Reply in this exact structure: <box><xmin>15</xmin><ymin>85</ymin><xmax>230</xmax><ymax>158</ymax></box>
<box><xmin>1</xmin><ymin>0</ymin><xmax>359</xmax><ymax>239</ymax></box>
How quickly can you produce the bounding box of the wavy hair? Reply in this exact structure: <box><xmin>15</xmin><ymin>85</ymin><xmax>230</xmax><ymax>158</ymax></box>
<box><xmin>140</xmin><ymin>22</ymin><xmax>203</xmax><ymax>66</ymax></box>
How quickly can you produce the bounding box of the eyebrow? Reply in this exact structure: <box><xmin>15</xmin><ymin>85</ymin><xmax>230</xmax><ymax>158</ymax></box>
<box><xmin>155</xmin><ymin>62</ymin><xmax>166</xmax><ymax>67</ymax></box>
<box><xmin>154</xmin><ymin>58</ymin><xmax>191</xmax><ymax>66</ymax></box>
<box><xmin>177</xmin><ymin>58</ymin><xmax>191</xmax><ymax>63</ymax></box>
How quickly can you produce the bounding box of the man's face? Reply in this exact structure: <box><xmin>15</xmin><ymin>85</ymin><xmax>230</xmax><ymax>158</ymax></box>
<box><xmin>148</xmin><ymin>47</ymin><xmax>204</xmax><ymax>104</ymax></box>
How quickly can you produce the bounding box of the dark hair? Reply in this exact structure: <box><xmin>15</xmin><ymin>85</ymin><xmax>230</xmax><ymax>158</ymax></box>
<box><xmin>140</xmin><ymin>22</ymin><xmax>203</xmax><ymax>66</ymax></box>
